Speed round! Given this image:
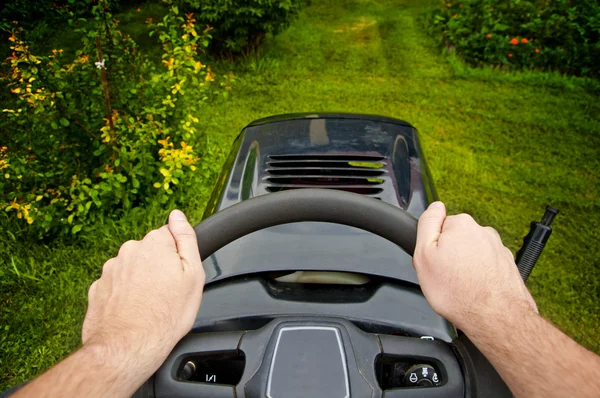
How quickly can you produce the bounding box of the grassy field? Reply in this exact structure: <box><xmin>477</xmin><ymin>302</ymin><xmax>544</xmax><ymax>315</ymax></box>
<box><xmin>1</xmin><ymin>0</ymin><xmax>599</xmax><ymax>390</ymax></box>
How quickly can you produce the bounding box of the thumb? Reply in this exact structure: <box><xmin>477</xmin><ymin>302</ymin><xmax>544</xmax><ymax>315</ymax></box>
<box><xmin>416</xmin><ymin>201</ymin><xmax>447</xmax><ymax>250</ymax></box>
<box><xmin>168</xmin><ymin>210</ymin><xmax>202</xmax><ymax>269</ymax></box>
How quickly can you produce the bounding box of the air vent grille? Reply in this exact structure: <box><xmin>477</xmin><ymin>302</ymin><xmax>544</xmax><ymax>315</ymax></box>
<box><xmin>265</xmin><ymin>154</ymin><xmax>387</xmax><ymax>197</ymax></box>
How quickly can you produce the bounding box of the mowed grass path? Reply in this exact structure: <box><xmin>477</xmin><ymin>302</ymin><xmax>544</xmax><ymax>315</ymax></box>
<box><xmin>212</xmin><ymin>0</ymin><xmax>600</xmax><ymax>350</ymax></box>
<box><xmin>1</xmin><ymin>0</ymin><xmax>599</xmax><ymax>390</ymax></box>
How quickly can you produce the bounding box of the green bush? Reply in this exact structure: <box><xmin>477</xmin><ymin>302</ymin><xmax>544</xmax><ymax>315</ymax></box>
<box><xmin>428</xmin><ymin>0</ymin><xmax>600</xmax><ymax>78</ymax></box>
<box><xmin>1</xmin><ymin>1</ymin><xmax>116</xmax><ymax>35</ymax></box>
<box><xmin>0</xmin><ymin>0</ymin><xmax>233</xmax><ymax>237</ymax></box>
<box><xmin>179</xmin><ymin>0</ymin><xmax>304</xmax><ymax>57</ymax></box>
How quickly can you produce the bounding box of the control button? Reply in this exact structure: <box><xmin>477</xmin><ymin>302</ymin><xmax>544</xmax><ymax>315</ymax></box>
<box><xmin>180</xmin><ymin>361</ymin><xmax>196</xmax><ymax>380</ymax></box>
<box><xmin>403</xmin><ymin>364</ymin><xmax>441</xmax><ymax>387</ymax></box>
<box><xmin>175</xmin><ymin>351</ymin><xmax>245</xmax><ymax>385</ymax></box>
<box><xmin>420</xmin><ymin>336</ymin><xmax>435</xmax><ymax>341</ymax></box>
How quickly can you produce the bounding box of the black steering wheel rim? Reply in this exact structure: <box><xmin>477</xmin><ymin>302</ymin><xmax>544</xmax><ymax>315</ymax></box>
<box><xmin>147</xmin><ymin>189</ymin><xmax>511</xmax><ymax>398</ymax></box>
<box><xmin>194</xmin><ymin>188</ymin><xmax>418</xmax><ymax>261</ymax></box>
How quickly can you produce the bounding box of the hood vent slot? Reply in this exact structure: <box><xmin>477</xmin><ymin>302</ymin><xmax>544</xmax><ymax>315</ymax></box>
<box><xmin>265</xmin><ymin>154</ymin><xmax>387</xmax><ymax>197</ymax></box>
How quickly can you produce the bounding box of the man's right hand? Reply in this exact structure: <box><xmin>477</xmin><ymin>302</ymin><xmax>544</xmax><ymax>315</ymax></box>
<box><xmin>413</xmin><ymin>202</ymin><xmax>600</xmax><ymax>398</ymax></box>
<box><xmin>413</xmin><ymin>201</ymin><xmax>537</xmax><ymax>334</ymax></box>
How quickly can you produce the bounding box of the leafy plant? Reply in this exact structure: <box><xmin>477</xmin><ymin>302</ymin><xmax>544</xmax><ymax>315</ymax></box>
<box><xmin>178</xmin><ymin>0</ymin><xmax>304</xmax><ymax>57</ymax></box>
<box><xmin>0</xmin><ymin>0</ymin><xmax>233</xmax><ymax>237</ymax></box>
<box><xmin>427</xmin><ymin>0</ymin><xmax>600</xmax><ymax>77</ymax></box>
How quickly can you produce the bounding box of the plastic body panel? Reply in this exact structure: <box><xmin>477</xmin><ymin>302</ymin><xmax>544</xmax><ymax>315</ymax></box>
<box><xmin>201</xmin><ymin>113</ymin><xmax>438</xmax><ymax>286</ymax></box>
<box><xmin>154</xmin><ymin>331</ymin><xmax>244</xmax><ymax>398</ymax></box>
<box><xmin>152</xmin><ymin>317</ymin><xmax>471</xmax><ymax>398</ymax></box>
<box><xmin>379</xmin><ymin>335</ymin><xmax>464</xmax><ymax>397</ymax></box>
<box><xmin>192</xmin><ymin>277</ymin><xmax>457</xmax><ymax>342</ymax></box>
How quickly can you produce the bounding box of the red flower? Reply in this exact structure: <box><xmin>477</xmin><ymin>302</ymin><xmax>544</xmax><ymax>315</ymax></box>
<box><xmin>459</xmin><ymin>4</ymin><xmax>463</xmax><ymax>8</ymax></box>
<box><xmin>510</xmin><ymin>38</ymin><xmax>519</xmax><ymax>45</ymax></box>
<box><xmin>486</xmin><ymin>33</ymin><xmax>492</xmax><ymax>38</ymax></box>
<box><xmin>453</xmin><ymin>14</ymin><xmax>458</xmax><ymax>18</ymax></box>
<box><xmin>521</xmin><ymin>38</ymin><xmax>529</xmax><ymax>44</ymax></box>
<box><xmin>508</xmin><ymin>53</ymin><xmax>513</xmax><ymax>58</ymax></box>
<box><xmin>136</xmin><ymin>7</ymin><xmax>141</xmax><ymax>12</ymax></box>
<box><xmin>535</xmin><ymin>49</ymin><xmax>540</xmax><ymax>53</ymax></box>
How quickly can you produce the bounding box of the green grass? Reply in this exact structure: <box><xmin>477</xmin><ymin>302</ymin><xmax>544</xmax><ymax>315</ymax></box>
<box><xmin>2</xmin><ymin>0</ymin><xmax>600</xmax><ymax>390</ymax></box>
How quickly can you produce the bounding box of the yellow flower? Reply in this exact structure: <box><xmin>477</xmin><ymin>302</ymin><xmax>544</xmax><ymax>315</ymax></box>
<box><xmin>75</xmin><ymin>54</ymin><xmax>90</xmax><ymax>64</ymax></box>
<box><xmin>205</xmin><ymin>68</ymin><xmax>215</xmax><ymax>82</ymax></box>
<box><xmin>162</xmin><ymin>57</ymin><xmax>175</xmax><ymax>69</ymax></box>
<box><xmin>6</xmin><ymin>198</ymin><xmax>35</xmax><ymax>224</ymax></box>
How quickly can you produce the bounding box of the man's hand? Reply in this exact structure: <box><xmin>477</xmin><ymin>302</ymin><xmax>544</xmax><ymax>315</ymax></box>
<box><xmin>413</xmin><ymin>202</ymin><xmax>600</xmax><ymax>398</ymax></box>
<box><xmin>413</xmin><ymin>201</ymin><xmax>537</xmax><ymax>333</ymax></box>
<box><xmin>13</xmin><ymin>210</ymin><xmax>205</xmax><ymax>398</ymax></box>
<box><xmin>82</xmin><ymin>209</ymin><xmax>205</xmax><ymax>373</ymax></box>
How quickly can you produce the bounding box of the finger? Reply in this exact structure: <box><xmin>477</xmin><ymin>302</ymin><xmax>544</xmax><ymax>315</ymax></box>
<box><xmin>503</xmin><ymin>247</ymin><xmax>516</xmax><ymax>263</ymax></box>
<box><xmin>416</xmin><ymin>201</ymin><xmax>447</xmax><ymax>249</ymax></box>
<box><xmin>168</xmin><ymin>210</ymin><xmax>202</xmax><ymax>270</ymax></box>
<box><xmin>442</xmin><ymin>213</ymin><xmax>474</xmax><ymax>231</ymax></box>
<box><xmin>83</xmin><ymin>280</ymin><xmax>99</xmax><ymax>344</ymax></box>
<box><xmin>118</xmin><ymin>240</ymin><xmax>140</xmax><ymax>257</ymax></box>
<box><xmin>484</xmin><ymin>226</ymin><xmax>499</xmax><ymax>236</ymax></box>
<box><xmin>143</xmin><ymin>226</ymin><xmax>176</xmax><ymax>251</ymax></box>
<box><xmin>484</xmin><ymin>226</ymin><xmax>502</xmax><ymax>242</ymax></box>
<box><xmin>101</xmin><ymin>258</ymin><xmax>116</xmax><ymax>277</ymax></box>
<box><xmin>87</xmin><ymin>280</ymin><xmax>99</xmax><ymax>303</ymax></box>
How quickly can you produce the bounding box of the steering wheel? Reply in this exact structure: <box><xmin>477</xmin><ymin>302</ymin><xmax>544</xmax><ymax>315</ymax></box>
<box><xmin>144</xmin><ymin>189</ymin><xmax>510</xmax><ymax>398</ymax></box>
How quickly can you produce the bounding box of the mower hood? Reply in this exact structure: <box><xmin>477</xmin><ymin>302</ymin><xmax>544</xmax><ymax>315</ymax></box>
<box><xmin>201</xmin><ymin>113</ymin><xmax>438</xmax><ymax>285</ymax></box>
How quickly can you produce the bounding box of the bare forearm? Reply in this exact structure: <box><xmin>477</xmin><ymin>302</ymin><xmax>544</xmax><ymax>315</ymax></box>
<box><xmin>464</xmin><ymin>305</ymin><xmax>600</xmax><ymax>398</ymax></box>
<box><xmin>12</xmin><ymin>344</ymin><xmax>149</xmax><ymax>398</ymax></box>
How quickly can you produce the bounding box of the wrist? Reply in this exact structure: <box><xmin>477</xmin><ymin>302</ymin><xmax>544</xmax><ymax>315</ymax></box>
<box><xmin>458</xmin><ymin>300</ymin><xmax>538</xmax><ymax>342</ymax></box>
<box><xmin>84</xmin><ymin>328</ymin><xmax>177</xmax><ymax>370</ymax></box>
<box><xmin>81</xmin><ymin>337</ymin><xmax>165</xmax><ymax>390</ymax></box>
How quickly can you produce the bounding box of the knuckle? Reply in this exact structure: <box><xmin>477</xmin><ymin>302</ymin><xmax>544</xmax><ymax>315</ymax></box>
<box><xmin>87</xmin><ymin>280</ymin><xmax>99</xmax><ymax>300</ymax></box>
<box><xmin>145</xmin><ymin>228</ymin><xmax>162</xmax><ymax>239</ymax></box>
<box><xmin>118</xmin><ymin>240</ymin><xmax>138</xmax><ymax>256</ymax></box>
<box><xmin>484</xmin><ymin>226</ymin><xmax>499</xmax><ymax>236</ymax></box>
<box><xmin>144</xmin><ymin>226</ymin><xmax>173</xmax><ymax>244</ymax></box>
<box><xmin>456</xmin><ymin>213</ymin><xmax>474</xmax><ymax>223</ymax></box>
<box><xmin>101</xmin><ymin>259</ymin><xmax>115</xmax><ymax>276</ymax></box>
<box><xmin>445</xmin><ymin>213</ymin><xmax>475</xmax><ymax>229</ymax></box>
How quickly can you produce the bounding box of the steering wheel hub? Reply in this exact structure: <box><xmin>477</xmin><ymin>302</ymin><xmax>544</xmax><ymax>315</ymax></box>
<box><xmin>154</xmin><ymin>317</ymin><xmax>464</xmax><ymax>398</ymax></box>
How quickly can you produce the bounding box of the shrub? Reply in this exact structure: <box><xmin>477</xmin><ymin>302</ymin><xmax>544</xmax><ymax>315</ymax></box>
<box><xmin>428</xmin><ymin>0</ymin><xmax>600</xmax><ymax>78</ymax></box>
<box><xmin>1</xmin><ymin>1</ymin><xmax>117</xmax><ymax>36</ymax></box>
<box><xmin>178</xmin><ymin>0</ymin><xmax>304</xmax><ymax>57</ymax></box>
<box><xmin>0</xmin><ymin>0</ymin><xmax>233</xmax><ymax>237</ymax></box>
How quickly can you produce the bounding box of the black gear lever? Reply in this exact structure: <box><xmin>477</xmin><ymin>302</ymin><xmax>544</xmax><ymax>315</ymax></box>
<box><xmin>515</xmin><ymin>206</ymin><xmax>559</xmax><ymax>282</ymax></box>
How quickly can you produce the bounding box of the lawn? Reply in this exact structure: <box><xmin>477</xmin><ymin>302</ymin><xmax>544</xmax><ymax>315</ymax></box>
<box><xmin>1</xmin><ymin>0</ymin><xmax>599</xmax><ymax>390</ymax></box>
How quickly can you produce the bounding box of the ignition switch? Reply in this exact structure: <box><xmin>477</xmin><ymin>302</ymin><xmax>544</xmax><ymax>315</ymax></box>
<box><xmin>403</xmin><ymin>364</ymin><xmax>441</xmax><ymax>387</ymax></box>
<box><xmin>179</xmin><ymin>361</ymin><xmax>196</xmax><ymax>380</ymax></box>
